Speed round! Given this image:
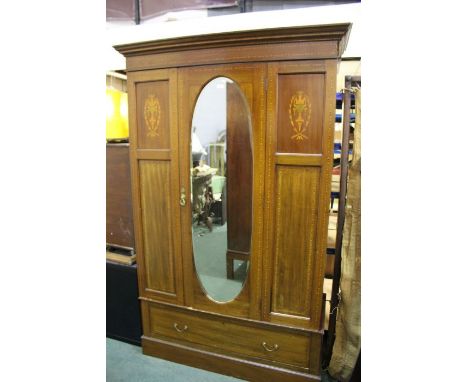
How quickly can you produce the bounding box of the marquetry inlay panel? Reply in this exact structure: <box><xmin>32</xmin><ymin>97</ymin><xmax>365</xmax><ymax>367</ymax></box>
<box><xmin>277</xmin><ymin>74</ymin><xmax>324</xmax><ymax>154</ymax></box>
<box><xmin>136</xmin><ymin>81</ymin><xmax>170</xmax><ymax>149</ymax></box>
<box><xmin>144</xmin><ymin>95</ymin><xmax>161</xmax><ymax>138</ymax></box>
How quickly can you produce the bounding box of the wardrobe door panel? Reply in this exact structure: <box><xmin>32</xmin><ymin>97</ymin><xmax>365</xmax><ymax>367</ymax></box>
<box><xmin>264</xmin><ymin>61</ymin><xmax>337</xmax><ymax>330</ymax></box>
<box><xmin>128</xmin><ymin>69</ymin><xmax>184</xmax><ymax>305</ymax></box>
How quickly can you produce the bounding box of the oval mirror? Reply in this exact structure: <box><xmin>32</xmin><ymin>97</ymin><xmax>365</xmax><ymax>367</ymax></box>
<box><xmin>191</xmin><ymin>77</ymin><xmax>252</xmax><ymax>302</ymax></box>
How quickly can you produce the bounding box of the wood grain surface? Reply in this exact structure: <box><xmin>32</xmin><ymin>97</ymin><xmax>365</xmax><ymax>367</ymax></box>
<box><xmin>139</xmin><ymin>160</ymin><xmax>176</xmax><ymax>294</ymax></box>
<box><xmin>106</xmin><ymin>143</ymin><xmax>134</xmax><ymax>249</ymax></box>
<box><xmin>271</xmin><ymin>165</ymin><xmax>320</xmax><ymax>317</ymax></box>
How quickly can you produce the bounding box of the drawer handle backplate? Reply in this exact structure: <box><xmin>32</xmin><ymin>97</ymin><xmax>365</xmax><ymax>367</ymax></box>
<box><xmin>262</xmin><ymin>341</ymin><xmax>279</xmax><ymax>352</ymax></box>
<box><xmin>174</xmin><ymin>323</ymin><xmax>188</xmax><ymax>333</ymax></box>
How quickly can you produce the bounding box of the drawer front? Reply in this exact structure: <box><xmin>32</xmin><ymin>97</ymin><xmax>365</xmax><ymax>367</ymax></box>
<box><xmin>148</xmin><ymin>303</ymin><xmax>312</xmax><ymax>369</ymax></box>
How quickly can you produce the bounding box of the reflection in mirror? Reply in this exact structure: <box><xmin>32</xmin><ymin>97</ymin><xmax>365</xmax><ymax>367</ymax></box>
<box><xmin>191</xmin><ymin>77</ymin><xmax>253</xmax><ymax>303</ymax></box>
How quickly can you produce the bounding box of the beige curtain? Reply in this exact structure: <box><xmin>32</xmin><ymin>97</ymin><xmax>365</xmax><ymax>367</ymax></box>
<box><xmin>329</xmin><ymin>88</ymin><xmax>361</xmax><ymax>381</ymax></box>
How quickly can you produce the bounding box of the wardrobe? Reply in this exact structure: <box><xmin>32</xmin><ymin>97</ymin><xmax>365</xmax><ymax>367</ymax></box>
<box><xmin>115</xmin><ymin>23</ymin><xmax>351</xmax><ymax>382</ymax></box>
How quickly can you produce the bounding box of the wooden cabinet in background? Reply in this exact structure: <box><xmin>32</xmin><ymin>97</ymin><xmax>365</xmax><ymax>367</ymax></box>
<box><xmin>115</xmin><ymin>23</ymin><xmax>351</xmax><ymax>382</ymax></box>
<box><xmin>106</xmin><ymin>143</ymin><xmax>135</xmax><ymax>250</ymax></box>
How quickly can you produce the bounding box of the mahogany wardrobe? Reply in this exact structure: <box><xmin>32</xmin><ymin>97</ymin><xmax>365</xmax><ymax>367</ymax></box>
<box><xmin>115</xmin><ymin>23</ymin><xmax>351</xmax><ymax>382</ymax></box>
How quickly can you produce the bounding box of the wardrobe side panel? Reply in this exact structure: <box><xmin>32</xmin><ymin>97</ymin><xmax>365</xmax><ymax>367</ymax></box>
<box><xmin>271</xmin><ymin>165</ymin><xmax>320</xmax><ymax>317</ymax></box>
<box><xmin>128</xmin><ymin>69</ymin><xmax>184</xmax><ymax>306</ymax></box>
<box><xmin>139</xmin><ymin>160</ymin><xmax>175</xmax><ymax>294</ymax></box>
<box><xmin>264</xmin><ymin>61</ymin><xmax>336</xmax><ymax>330</ymax></box>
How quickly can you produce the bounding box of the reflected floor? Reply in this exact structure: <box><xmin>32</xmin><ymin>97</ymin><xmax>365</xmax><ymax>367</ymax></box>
<box><xmin>192</xmin><ymin>223</ymin><xmax>248</xmax><ymax>302</ymax></box>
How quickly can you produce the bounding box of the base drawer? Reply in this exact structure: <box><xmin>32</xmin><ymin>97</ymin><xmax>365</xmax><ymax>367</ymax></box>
<box><xmin>146</xmin><ymin>301</ymin><xmax>321</xmax><ymax>371</ymax></box>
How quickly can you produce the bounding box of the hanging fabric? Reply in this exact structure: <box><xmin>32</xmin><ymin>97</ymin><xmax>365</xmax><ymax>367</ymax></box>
<box><xmin>329</xmin><ymin>87</ymin><xmax>361</xmax><ymax>381</ymax></box>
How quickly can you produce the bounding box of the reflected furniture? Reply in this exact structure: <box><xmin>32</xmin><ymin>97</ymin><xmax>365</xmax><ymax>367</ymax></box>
<box><xmin>191</xmin><ymin>172</ymin><xmax>214</xmax><ymax>228</ymax></box>
<box><xmin>115</xmin><ymin>23</ymin><xmax>351</xmax><ymax>382</ymax></box>
<box><xmin>208</xmin><ymin>143</ymin><xmax>226</xmax><ymax>176</ymax></box>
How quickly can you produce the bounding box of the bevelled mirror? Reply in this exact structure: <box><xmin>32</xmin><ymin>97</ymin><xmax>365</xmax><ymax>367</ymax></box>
<box><xmin>191</xmin><ymin>77</ymin><xmax>252</xmax><ymax>302</ymax></box>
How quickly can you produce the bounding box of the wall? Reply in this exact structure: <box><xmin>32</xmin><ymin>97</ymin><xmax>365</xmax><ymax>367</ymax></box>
<box><xmin>335</xmin><ymin>60</ymin><xmax>361</xmax><ymax>143</ymax></box>
<box><xmin>337</xmin><ymin>60</ymin><xmax>361</xmax><ymax>92</ymax></box>
<box><xmin>192</xmin><ymin>77</ymin><xmax>227</xmax><ymax>152</ymax></box>
<box><xmin>106</xmin><ymin>3</ymin><xmax>361</xmax><ymax>71</ymax></box>
<box><xmin>106</xmin><ymin>74</ymin><xmax>127</xmax><ymax>92</ymax></box>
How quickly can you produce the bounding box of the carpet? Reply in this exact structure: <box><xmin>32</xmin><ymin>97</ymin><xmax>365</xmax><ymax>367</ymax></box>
<box><xmin>106</xmin><ymin>338</ymin><xmax>243</xmax><ymax>382</ymax></box>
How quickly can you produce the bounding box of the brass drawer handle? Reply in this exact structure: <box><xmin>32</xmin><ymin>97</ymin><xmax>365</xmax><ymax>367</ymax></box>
<box><xmin>173</xmin><ymin>323</ymin><xmax>188</xmax><ymax>333</ymax></box>
<box><xmin>262</xmin><ymin>341</ymin><xmax>279</xmax><ymax>352</ymax></box>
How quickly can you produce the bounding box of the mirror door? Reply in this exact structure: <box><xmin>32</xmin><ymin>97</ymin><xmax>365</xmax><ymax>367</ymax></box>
<box><xmin>178</xmin><ymin>64</ymin><xmax>266</xmax><ymax>319</ymax></box>
<box><xmin>190</xmin><ymin>77</ymin><xmax>252</xmax><ymax>303</ymax></box>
